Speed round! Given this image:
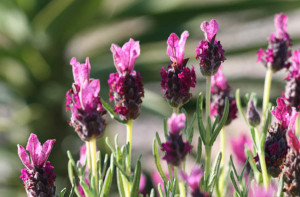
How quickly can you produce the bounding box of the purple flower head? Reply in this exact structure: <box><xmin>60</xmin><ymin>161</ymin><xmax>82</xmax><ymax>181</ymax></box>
<box><xmin>271</xmin><ymin>97</ymin><xmax>296</xmax><ymax>130</ymax></box>
<box><xmin>168</xmin><ymin>113</ymin><xmax>186</xmax><ymax>135</ymax></box>
<box><xmin>161</xmin><ymin>31</ymin><xmax>196</xmax><ymax>107</ymax></box>
<box><xmin>18</xmin><ymin>133</ymin><xmax>55</xmax><ymax>170</ymax></box>
<box><xmin>161</xmin><ymin>115</ymin><xmax>192</xmax><ymax>166</ymax></box>
<box><xmin>248</xmin><ymin>182</ymin><xmax>275</xmax><ymax>197</ymax></box>
<box><xmin>108</xmin><ymin>39</ymin><xmax>144</xmax><ymax>121</ymax></box>
<box><xmin>167</xmin><ymin>31</ymin><xmax>189</xmax><ymax>67</ymax></box>
<box><xmin>18</xmin><ymin>134</ymin><xmax>56</xmax><ymax>196</ymax></box>
<box><xmin>211</xmin><ymin>66</ymin><xmax>230</xmax><ymax>94</ymax></box>
<box><xmin>287</xmin><ymin>50</ymin><xmax>300</xmax><ymax>80</ymax></box>
<box><xmin>111</xmin><ymin>38</ymin><xmax>140</xmax><ymax>75</ymax></box>
<box><xmin>257</xmin><ymin>13</ymin><xmax>291</xmax><ymax>72</ymax></box>
<box><xmin>196</xmin><ymin>19</ymin><xmax>225</xmax><ymax>76</ymax></box>
<box><xmin>210</xmin><ymin>66</ymin><xmax>237</xmax><ymax>125</ymax></box>
<box><xmin>200</xmin><ymin>19</ymin><xmax>219</xmax><ymax>42</ymax></box>
<box><xmin>66</xmin><ymin>57</ymin><xmax>106</xmax><ymax>141</ymax></box>
<box><xmin>231</xmin><ymin>133</ymin><xmax>252</xmax><ymax>165</ymax></box>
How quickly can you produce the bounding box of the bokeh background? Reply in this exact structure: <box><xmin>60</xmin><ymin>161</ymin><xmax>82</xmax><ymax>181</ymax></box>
<box><xmin>1</xmin><ymin>0</ymin><xmax>300</xmax><ymax>196</ymax></box>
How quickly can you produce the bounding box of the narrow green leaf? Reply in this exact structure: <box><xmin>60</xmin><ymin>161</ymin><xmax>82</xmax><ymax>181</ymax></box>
<box><xmin>212</xmin><ymin>114</ymin><xmax>220</xmax><ymax>132</ymax></box>
<box><xmin>230</xmin><ymin>171</ymin><xmax>241</xmax><ymax>196</ymax></box>
<box><xmin>171</xmin><ymin>179</ymin><xmax>177</xmax><ymax>197</ymax></box>
<box><xmin>58</xmin><ymin>188</ymin><xmax>66</xmax><ymax>197</ymax></box>
<box><xmin>210</xmin><ymin>98</ymin><xmax>229</xmax><ymax>145</ymax></box>
<box><xmin>105</xmin><ymin>137</ymin><xmax>115</xmax><ymax>154</ymax></box>
<box><xmin>261</xmin><ymin>109</ymin><xmax>272</xmax><ymax>149</ymax></box>
<box><xmin>68</xmin><ymin>160</ymin><xmax>75</xmax><ymax>186</ymax></box>
<box><xmin>197</xmin><ymin>93</ymin><xmax>206</xmax><ymax>145</ymax></box>
<box><xmin>101</xmin><ymin>163</ymin><xmax>113</xmax><ymax>197</ymax></box>
<box><xmin>149</xmin><ymin>189</ymin><xmax>155</xmax><ymax>197</ymax></box>
<box><xmin>101</xmin><ymin>98</ymin><xmax>127</xmax><ymax>124</ymax></box>
<box><xmin>240</xmin><ymin>158</ymin><xmax>249</xmax><ymax>182</ymax></box>
<box><xmin>230</xmin><ymin>155</ymin><xmax>239</xmax><ymax>180</ymax></box>
<box><xmin>153</xmin><ymin>139</ymin><xmax>169</xmax><ymax>184</ymax></box>
<box><xmin>158</xmin><ymin>183</ymin><xmax>164</xmax><ymax>197</ymax></box>
<box><xmin>156</xmin><ymin>132</ymin><xmax>162</xmax><ymax>148</ymax></box>
<box><xmin>163</xmin><ymin>118</ymin><xmax>168</xmax><ymax>140</ymax></box>
<box><xmin>235</xmin><ymin>89</ymin><xmax>248</xmax><ymax>125</ymax></box>
<box><xmin>245</xmin><ymin>170</ymin><xmax>253</xmax><ymax>197</ymax></box>
<box><xmin>80</xmin><ymin>178</ymin><xmax>94</xmax><ymax>197</ymax></box>
<box><xmin>116</xmin><ymin>170</ymin><xmax>126</xmax><ymax>197</ymax></box>
<box><xmin>67</xmin><ymin>151</ymin><xmax>76</xmax><ymax>166</ymax></box>
<box><xmin>68</xmin><ymin>187</ymin><xmax>75</xmax><ymax>197</ymax></box>
<box><xmin>113</xmin><ymin>158</ymin><xmax>131</xmax><ymax>181</ymax></box>
<box><xmin>196</xmin><ymin>137</ymin><xmax>202</xmax><ymax>164</ymax></box>
<box><xmin>101</xmin><ymin>154</ymin><xmax>109</xmax><ymax>180</ymax></box>
<box><xmin>250</xmin><ymin>127</ymin><xmax>258</xmax><ymax>151</ymax></box>
<box><xmin>208</xmin><ymin>152</ymin><xmax>222</xmax><ymax>192</ymax></box>
<box><xmin>130</xmin><ymin>156</ymin><xmax>142</xmax><ymax>197</ymax></box>
<box><xmin>277</xmin><ymin>173</ymin><xmax>284</xmax><ymax>197</ymax></box>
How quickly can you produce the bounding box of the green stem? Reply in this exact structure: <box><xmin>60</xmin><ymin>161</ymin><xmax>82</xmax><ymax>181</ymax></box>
<box><xmin>296</xmin><ymin>114</ymin><xmax>300</xmax><ymax>138</ymax></box>
<box><xmin>90</xmin><ymin>138</ymin><xmax>99</xmax><ymax>191</ymax></box>
<box><xmin>204</xmin><ymin>76</ymin><xmax>212</xmax><ymax>186</ymax></box>
<box><xmin>219</xmin><ymin>127</ymin><xmax>226</xmax><ymax>195</ymax></box>
<box><xmin>85</xmin><ymin>141</ymin><xmax>91</xmax><ymax>173</ymax></box>
<box><xmin>262</xmin><ymin>68</ymin><xmax>273</xmax><ymax>125</ymax></box>
<box><xmin>173</xmin><ymin>107</ymin><xmax>179</xmax><ymax>114</ymax></box>
<box><xmin>179</xmin><ymin>181</ymin><xmax>186</xmax><ymax>197</ymax></box>
<box><xmin>126</xmin><ymin>120</ymin><xmax>133</xmax><ymax>174</ymax></box>
<box><xmin>254</xmin><ymin>128</ymin><xmax>269</xmax><ymax>188</ymax></box>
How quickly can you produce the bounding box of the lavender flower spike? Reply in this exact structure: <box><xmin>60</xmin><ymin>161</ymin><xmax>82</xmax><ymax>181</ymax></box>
<box><xmin>180</xmin><ymin>165</ymin><xmax>209</xmax><ymax>197</ymax></box>
<box><xmin>210</xmin><ymin>66</ymin><xmax>237</xmax><ymax>125</ymax></box>
<box><xmin>257</xmin><ymin>13</ymin><xmax>291</xmax><ymax>72</ymax></box>
<box><xmin>196</xmin><ymin>19</ymin><xmax>226</xmax><ymax>76</ymax></box>
<box><xmin>66</xmin><ymin>57</ymin><xmax>106</xmax><ymax>141</ymax></box>
<box><xmin>161</xmin><ymin>113</ymin><xmax>192</xmax><ymax>166</ymax></box>
<box><xmin>18</xmin><ymin>133</ymin><xmax>56</xmax><ymax>197</ymax></box>
<box><xmin>161</xmin><ymin>31</ymin><xmax>196</xmax><ymax>107</ymax></box>
<box><xmin>108</xmin><ymin>38</ymin><xmax>144</xmax><ymax>121</ymax></box>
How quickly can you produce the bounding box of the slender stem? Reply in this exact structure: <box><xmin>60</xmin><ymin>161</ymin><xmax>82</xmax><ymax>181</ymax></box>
<box><xmin>262</xmin><ymin>68</ymin><xmax>273</xmax><ymax>125</ymax></box>
<box><xmin>126</xmin><ymin>120</ymin><xmax>133</xmax><ymax>173</ymax></box>
<box><xmin>90</xmin><ymin>138</ymin><xmax>99</xmax><ymax>190</ymax></box>
<box><xmin>179</xmin><ymin>181</ymin><xmax>186</xmax><ymax>197</ymax></box>
<box><xmin>85</xmin><ymin>141</ymin><xmax>91</xmax><ymax>173</ymax></box>
<box><xmin>254</xmin><ymin>128</ymin><xmax>269</xmax><ymax>188</ymax></box>
<box><xmin>173</xmin><ymin>107</ymin><xmax>179</xmax><ymax>114</ymax></box>
<box><xmin>204</xmin><ymin>76</ymin><xmax>212</xmax><ymax>184</ymax></box>
<box><xmin>219</xmin><ymin>127</ymin><xmax>226</xmax><ymax>195</ymax></box>
<box><xmin>174</xmin><ymin>167</ymin><xmax>179</xmax><ymax>194</ymax></box>
<box><xmin>206</xmin><ymin>76</ymin><xmax>211</xmax><ymax>125</ymax></box>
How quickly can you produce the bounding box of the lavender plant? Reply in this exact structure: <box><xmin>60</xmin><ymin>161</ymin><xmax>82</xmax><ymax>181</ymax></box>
<box><xmin>17</xmin><ymin>12</ymin><xmax>300</xmax><ymax>197</ymax></box>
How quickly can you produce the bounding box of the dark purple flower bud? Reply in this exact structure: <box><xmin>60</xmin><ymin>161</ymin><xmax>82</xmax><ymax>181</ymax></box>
<box><xmin>161</xmin><ymin>113</ymin><xmax>192</xmax><ymax>166</ymax></box>
<box><xmin>181</xmin><ymin>166</ymin><xmax>210</xmax><ymax>197</ymax></box>
<box><xmin>18</xmin><ymin>134</ymin><xmax>56</xmax><ymax>197</ymax></box>
<box><xmin>196</xmin><ymin>19</ymin><xmax>226</xmax><ymax>76</ymax></box>
<box><xmin>247</xmin><ymin>100</ymin><xmax>261</xmax><ymax>127</ymax></box>
<box><xmin>257</xmin><ymin>13</ymin><xmax>291</xmax><ymax>72</ymax></box>
<box><xmin>66</xmin><ymin>57</ymin><xmax>107</xmax><ymax>141</ymax></box>
<box><xmin>161</xmin><ymin>31</ymin><xmax>196</xmax><ymax>107</ymax></box>
<box><xmin>108</xmin><ymin>38</ymin><xmax>144</xmax><ymax>121</ymax></box>
<box><xmin>210</xmin><ymin>66</ymin><xmax>237</xmax><ymax>125</ymax></box>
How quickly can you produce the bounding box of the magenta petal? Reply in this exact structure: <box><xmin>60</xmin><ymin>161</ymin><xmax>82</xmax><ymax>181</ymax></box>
<box><xmin>168</xmin><ymin>113</ymin><xmax>186</xmax><ymax>135</ymax></box>
<box><xmin>70</xmin><ymin>57</ymin><xmax>91</xmax><ymax>86</ymax></box>
<box><xmin>37</xmin><ymin>139</ymin><xmax>55</xmax><ymax>167</ymax></box>
<box><xmin>26</xmin><ymin>133</ymin><xmax>42</xmax><ymax>167</ymax></box>
<box><xmin>180</xmin><ymin>165</ymin><xmax>203</xmax><ymax>192</ymax></box>
<box><xmin>200</xmin><ymin>19</ymin><xmax>219</xmax><ymax>42</ymax></box>
<box><xmin>287</xmin><ymin>129</ymin><xmax>300</xmax><ymax>154</ymax></box>
<box><xmin>17</xmin><ymin>145</ymin><xmax>33</xmax><ymax>170</ymax></box>
<box><xmin>211</xmin><ymin>66</ymin><xmax>229</xmax><ymax>92</ymax></box>
<box><xmin>274</xmin><ymin>13</ymin><xmax>288</xmax><ymax>39</ymax></box>
<box><xmin>167</xmin><ymin>33</ymin><xmax>180</xmax><ymax>63</ymax></box>
<box><xmin>70</xmin><ymin>57</ymin><xmax>80</xmax><ymax>85</ymax></box>
<box><xmin>111</xmin><ymin>38</ymin><xmax>140</xmax><ymax>74</ymax></box>
<box><xmin>80</xmin><ymin>79</ymin><xmax>100</xmax><ymax>109</ymax></box>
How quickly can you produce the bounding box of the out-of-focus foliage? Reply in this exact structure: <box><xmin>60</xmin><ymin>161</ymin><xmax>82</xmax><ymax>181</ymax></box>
<box><xmin>1</xmin><ymin>0</ymin><xmax>300</xmax><ymax>196</ymax></box>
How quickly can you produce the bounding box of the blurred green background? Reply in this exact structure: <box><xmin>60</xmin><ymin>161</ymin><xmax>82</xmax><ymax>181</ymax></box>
<box><xmin>1</xmin><ymin>0</ymin><xmax>300</xmax><ymax>196</ymax></box>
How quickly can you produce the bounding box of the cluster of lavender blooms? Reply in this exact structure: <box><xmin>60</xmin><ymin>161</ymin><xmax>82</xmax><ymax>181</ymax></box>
<box><xmin>17</xmin><ymin>12</ymin><xmax>300</xmax><ymax>197</ymax></box>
